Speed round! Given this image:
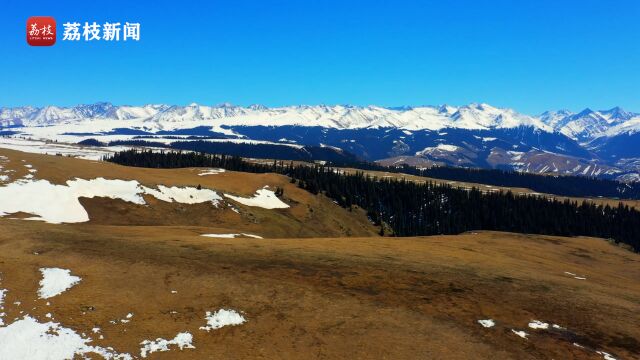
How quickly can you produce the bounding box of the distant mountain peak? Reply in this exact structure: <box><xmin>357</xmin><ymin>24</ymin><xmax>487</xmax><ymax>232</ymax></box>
<box><xmin>600</xmin><ymin>106</ymin><xmax>634</xmax><ymax>121</ymax></box>
<box><xmin>438</xmin><ymin>104</ymin><xmax>455</xmax><ymax>114</ymax></box>
<box><xmin>540</xmin><ymin>109</ymin><xmax>572</xmax><ymax>116</ymax></box>
<box><xmin>576</xmin><ymin>108</ymin><xmax>596</xmax><ymax>117</ymax></box>
<box><xmin>387</xmin><ymin>105</ymin><xmax>413</xmax><ymax>111</ymax></box>
<box><xmin>248</xmin><ymin>104</ymin><xmax>267</xmax><ymax>111</ymax></box>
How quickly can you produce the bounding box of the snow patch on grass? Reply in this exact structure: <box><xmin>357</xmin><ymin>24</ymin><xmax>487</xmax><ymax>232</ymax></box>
<box><xmin>596</xmin><ymin>350</ymin><xmax>618</xmax><ymax>360</ymax></box>
<box><xmin>0</xmin><ymin>178</ymin><xmax>222</xmax><ymax>224</ymax></box>
<box><xmin>477</xmin><ymin>319</ymin><xmax>495</xmax><ymax>328</ymax></box>
<box><xmin>201</xmin><ymin>233</ymin><xmax>237</xmax><ymax>238</ymax></box>
<box><xmin>528</xmin><ymin>320</ymin><xmax>549</xmax><ymax>329</ymax></box>
<box><xmin>142</xmin><ymin>185</ymin><xmax>222</xmax><ymax>205</ymax></box>
<box><xmin>38</xmin><ymin>268</ymin><xmax>81</xmax><ymax>299</ymax></box>
<box><xmin>564</xmin><ymin>271</ymin><xmax>588</xmax><ymax>280</ymax></box>
<box><xmin>201</xmin><ymin>233</ymin><xmax>263</xmax><ymax>239</ymax></box>
<box><xmin>0</xmin><ymin>316</ymin><xmax>132</xmax><ymax>360</ymax></box>
<box><xmin>200</xmin><ymin>309</ymin><xmax>246</xmax><ymax>331</ymax></box>
<box><xmin>242</xmin><ymin>233</ymin><xmax>263</xmax><ymax>239</ymax></box>
<box><xmin>564</xmin><ymin>271</ymin><xmax>587</xmax><ymax>280</ymax></box>
<box><xmin>139</xmin><ymin>332</ymin><xmax>194</xmax><ymax>358</ymax></box>
<box><xmin>511</xmin><ymin>329</ymin><xmax>528</xmax><ymax>339</ymax></box>
<box><xmin>224</xmin><ymin>189</ymin><xmax>289</xmax><ymax>209</ymax></box>
<box><xmin>198</xmin><ymin>168</ymin><xmax>225</xmax><ymax>176</ymax></box>
<box><xmin>112</xmin><ymin>313</ymin><xmax>134</xmax><ymax>324</ymax></box>
<box><xmin>0</xmin><ymin>288</ymin><xmax>6</xmax><ymax>326</ymax></box>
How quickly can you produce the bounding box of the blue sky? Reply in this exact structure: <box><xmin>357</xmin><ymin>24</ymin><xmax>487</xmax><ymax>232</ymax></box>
<box><xmin>1</xmin><ymin>0</ymin><xmax>639</xmax><ymax>114</ymax></box>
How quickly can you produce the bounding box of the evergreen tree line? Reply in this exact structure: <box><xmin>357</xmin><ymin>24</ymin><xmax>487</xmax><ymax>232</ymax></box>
<box><xmin>88</xmin><ymin>137</ymin><xmax>640</xmax><ymax>199</ymax></box>
<box><xmin>323</xmin><ymin>160</ymin><xmax>640</xmax><ymax>200</ymax></box>
<box><xmin>105</xmin><ymin>149</ymin><xmax>640</xmax><ymax>252</ymax></box>
<box><xmin>402</xmin><ymin>165</ymin><xmax>640</xmax><ymax>200</ymax></box>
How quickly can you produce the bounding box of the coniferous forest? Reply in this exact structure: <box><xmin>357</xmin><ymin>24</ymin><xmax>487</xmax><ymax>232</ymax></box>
<box><xmin>389</xmin><ymin>165</ymin><xmax>640</xmax><ymax>200</ymax></box>
<box><xmin>87</xmin><ymin>138</ymin><xmax>640</xmax><ymax>199</ymax></box>
<box><xmin>105</xmin><ymin>149</ymin><xmax>640</xmax><ymax>252</ymax></box>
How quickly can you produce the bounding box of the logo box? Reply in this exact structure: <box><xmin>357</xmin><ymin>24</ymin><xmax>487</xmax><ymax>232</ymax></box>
<box><xmin>27</xmin><ymin>16</ymin><xmax>56</xmax><ymax>46</ymax></box>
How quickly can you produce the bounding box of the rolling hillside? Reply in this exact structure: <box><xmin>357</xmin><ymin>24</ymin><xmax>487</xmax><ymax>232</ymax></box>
<box><xmin>0</xmin><ymin>148</ymin><xmax>639</xmax><ymax>359</ymax></box>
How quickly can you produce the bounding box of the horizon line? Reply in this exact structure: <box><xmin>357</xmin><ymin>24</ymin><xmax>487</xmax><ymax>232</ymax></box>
<box><xmin>0</xmin><ymin>101</ymin><xmax>636</xmax><ymax>117</ymax></box>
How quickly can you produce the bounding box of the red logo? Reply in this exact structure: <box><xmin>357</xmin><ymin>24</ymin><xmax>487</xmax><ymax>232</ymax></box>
<box><xmin>27</xmin><ymin>16</ymin><xmax>56</xmax><ymax>46</ymax></box>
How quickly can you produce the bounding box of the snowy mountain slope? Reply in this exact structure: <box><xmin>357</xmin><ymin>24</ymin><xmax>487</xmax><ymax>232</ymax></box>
<box><xmin>0</xmin><ymin>102</ymin><xmax>557</xmax><ymax>131</ymax></box>
<box><xmin>601</xmin><ymin>116</ymin><xmax>640</xmax><ymax>137</ymax></box>
<box><xmin>450</xmin><ymin>103</ymin><xmax>552</xmax><ymax>131</ymax></box>
<box><xmin>484</xmin><ymin>148</ymin><xmax>621</xmax><ymax>178</ymax></box>
<box><xmin>1</xmin><ymin>102</ymin><xmax>639</xmax><ymax>181</ymax></box>
<box><xmin>536</xmin><ymin>107</ymin><xmax>640</xmax><ymax>168</ymax></box>
<box><xmin>555</xmin><ymin>109</ymin><xmax>611</xmax><ymax>141</ymax></box>
<box><xmin>539</xmin><ymin>107</ymin><xmax>640</xmax><ymax>142</ymax></box>
<box><xmin>3</xmin><ymin>103</ymin><xmax>637</xmax><ymax>137</ymax></box>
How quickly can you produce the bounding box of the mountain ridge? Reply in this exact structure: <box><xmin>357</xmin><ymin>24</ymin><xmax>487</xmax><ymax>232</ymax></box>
<box><xmin>1</xmin><ymin>102</ymin><xmax>639</xmax><ymax>182</ymax></box>
<box><xmin>1</xmin><ymin>101</ymin><xmax>638</xmax><ymax>138</ymax></box>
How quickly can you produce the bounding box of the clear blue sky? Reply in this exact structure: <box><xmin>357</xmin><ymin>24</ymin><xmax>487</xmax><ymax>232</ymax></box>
<box><xmin>1</xmin><ymin>0</ymin><xmax>639</xmax><ymax>114</ymax></box>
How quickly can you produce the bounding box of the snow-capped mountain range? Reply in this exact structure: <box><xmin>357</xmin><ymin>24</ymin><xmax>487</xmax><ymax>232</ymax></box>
<box><xmin>1</xmin><ymin>102</ymin><xmax>639</xmax><ymax>181</ymax></box>
<box><xmin>1</xmin><ymin>102</ymin><xmax>638</xmax><ymax>138</ymax></box>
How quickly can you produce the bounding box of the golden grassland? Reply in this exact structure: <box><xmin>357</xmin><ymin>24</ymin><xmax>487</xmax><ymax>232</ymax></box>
<box><xmin>0</xmin><ymin>149</ymin><xmax>639</xmax><ymax>359</ymax></box>
<box><xmin>1</xmin><ymin>222</ymin><xmax>638</xmax><ymax>359</ymax></box>
<box><xmin>0</xmin><ymin>148</ymin><xmax>378</xmax><ymax>237</ymax></box>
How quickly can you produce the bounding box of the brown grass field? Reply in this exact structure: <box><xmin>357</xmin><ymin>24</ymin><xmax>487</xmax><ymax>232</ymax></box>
<box><xmin>0</xmin><ymin>148</ymin><xmax>639</xmax><ymax>359</ymax></box>
<box><xmin>0</xmin><ymin>148</ymin><xmax>378</xmax><ymax>237</ymax></box>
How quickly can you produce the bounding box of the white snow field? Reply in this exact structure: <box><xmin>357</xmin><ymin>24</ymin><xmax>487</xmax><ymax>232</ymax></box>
<box><xmin>0</xmin><ymin>316</ymin><xmax>132</xmax><ymax>360</ymax></box>
<box><xmin>38</xmin><ymin>268</ymin><xmax>82</xmax><ymax>299</ymax></box>
<box><xmin>0</xmin><ymin>137</ymin><xmax>121</xmax><ymax>161</ymax></box>
<box><xmin>0</xmin><ymin>177</ymin><xmax>223</xmax><ymax>223</ymax></box>
<box><xmin>139</xmin><ymin>332</ymin><xmax>195</xmax><ymax>358</ymax></box>
<box><xmin>200</xmin><ymin>309</ymin><xmax>246</xmax><ymax>331</ymax></box>
<box><xmin>224</xmin><ymin>188</ymin><xmax>289</xmax><ymax>209</ymax></box>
